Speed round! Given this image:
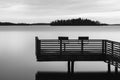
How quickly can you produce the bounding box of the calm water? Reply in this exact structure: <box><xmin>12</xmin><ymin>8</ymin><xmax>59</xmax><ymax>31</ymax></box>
<box><xmin>0</xmin><ymin>25</ymin><xmax>120</xmax><ymax>80</ymax></box>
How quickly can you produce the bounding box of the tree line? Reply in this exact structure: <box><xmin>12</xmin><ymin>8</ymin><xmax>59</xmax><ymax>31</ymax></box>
<box><xmin>50</xmin><ymin>18</ymin><xmax>107</xmax><ymax>26</ymax></box>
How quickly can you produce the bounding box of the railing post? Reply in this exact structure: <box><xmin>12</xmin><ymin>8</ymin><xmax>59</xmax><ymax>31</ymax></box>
<box><xmin>59</xmin><ymin>37</ymin><xmax>68</xmax><ymax>55</ymax></box>
<box><xmin>111</xmin><ymin>42</ymin><xmax>114</xmax><ymax>65</ymax></box>
<box><xmin>111</xmin><ymin>42</ymin><xmax>114</xmax><ymax>56</ymax></box>
<box><xmin>64</xmin><ymin>43</ymin><xmax>66</xmax><ymax>51</ymax></box>
<box><xmin>39</xmin><ymin>40</ymin><xmax>41</xmax><ymax>54</ymax></box>
<box><xmin>104</xmin><ymin>40</ymin><xmax>107</xmax><ymax>53</ymax></box>
<box><xmin>78</xmin><ymin>37</ymin><xmax>89</xmax><ymax>54</ymax></box>
<box><xmin>81</xmin><ymin>40</ymin><xmax>83</xmax><ymax>54</ymax></box>
<box><xmin>102</xmin><ymin>40</ymin><xmax>107</xmax><ymax>61</ymax></box>
<box><xmin>102</xmin><ymin>40</ymin><xmax>105</xmax><ymax>55</ymax></box>
<box><xmin>60</xmin><ymin>40</ymin><xmax>62</xmax><ymax>55</ymax></box>
<box><xmin>102</xmin><ymin>40</ymin><xmax>104</xmax><ymax>60</ymax></box>
<box><xmin>35</xmin><ymin>37</ymin><xmax>41</xmax><ymax>59</ymax></box>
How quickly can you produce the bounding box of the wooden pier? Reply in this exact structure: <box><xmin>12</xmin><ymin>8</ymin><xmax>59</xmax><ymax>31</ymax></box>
<box><xmin>35</xmin><ymin>36</ymin><xmax>120</xmax><ymax>74</ymax></box>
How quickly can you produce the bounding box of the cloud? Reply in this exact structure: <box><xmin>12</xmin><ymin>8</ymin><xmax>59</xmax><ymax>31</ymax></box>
<box><xmin>96</xmin><ymin>0</ymin><xmax>120</xmax><ymax>11</ymax></box>
<box><xmin>97</xmin><ymin>0</ymin><xmax>118</xmax><ymax>5</ymax></box>
<box><xmin>0</xmin><ymin>0</ymin><xmax>120</xmax><ymax>23</ymax></box>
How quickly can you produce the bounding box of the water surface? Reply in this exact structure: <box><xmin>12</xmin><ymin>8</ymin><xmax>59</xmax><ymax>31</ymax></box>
<box><xmin>0</xmin><ymin>25</ymin><xmax>120</xmax><ymax>80</ymax></box>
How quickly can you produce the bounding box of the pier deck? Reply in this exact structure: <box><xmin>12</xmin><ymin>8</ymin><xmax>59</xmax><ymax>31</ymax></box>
<box><xmin>35</xmin><ymin>37</ymin><xmax>120</xmax><ymax>73</ymax></box>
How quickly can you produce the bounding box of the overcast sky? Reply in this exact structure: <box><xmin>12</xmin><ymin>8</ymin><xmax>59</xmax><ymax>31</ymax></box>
<box><xmin>0</xmin><ymin>0</ymin><xmax>120</xmax><ymax>23</ymax></box>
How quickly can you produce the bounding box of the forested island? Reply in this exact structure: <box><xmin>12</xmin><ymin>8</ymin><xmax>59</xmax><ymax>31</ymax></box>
<box><xmin>50</xmin><ymin>18</ymin><xmax>108</xmax><ymax>26</ymax></box>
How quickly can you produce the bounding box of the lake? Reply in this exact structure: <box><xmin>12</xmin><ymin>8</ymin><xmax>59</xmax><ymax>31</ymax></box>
<box><xmin>0</xmin><ymin>25</ymin><xmax>120</xmax><ymax>80</ymax></box>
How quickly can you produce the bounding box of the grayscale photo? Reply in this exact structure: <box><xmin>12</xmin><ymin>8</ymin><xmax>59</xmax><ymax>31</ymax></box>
<box><xmin>0</xmin><ymin>0</ymin><xmax>120</xmax><ymax>80</ymax></box>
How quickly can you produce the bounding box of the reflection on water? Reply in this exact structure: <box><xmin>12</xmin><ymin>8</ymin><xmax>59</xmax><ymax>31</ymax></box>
<box><xmin>36</xmin><ymin>71</ymin><xmax>120</xmax><ymax>80</ymax></box>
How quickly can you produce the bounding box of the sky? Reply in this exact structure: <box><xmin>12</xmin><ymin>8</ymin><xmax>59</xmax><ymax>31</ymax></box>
<box><xmin>0</xmin><ymin>0</ymin><xmax>120</xmax><ymax>24</ymax></box>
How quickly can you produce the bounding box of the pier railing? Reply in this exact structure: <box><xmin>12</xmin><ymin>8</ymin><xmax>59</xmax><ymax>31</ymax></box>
<box><xmin>35</xmin><ymin>37</ymin><xmax>120</xmax><ymax>67</ymax></box>
<box><xmin>36</xmin><ymin>38</ymin><xmax>103</xmax><ymax>55</ymax></box>
<box><xmin>105</xmin><ymin>40</ymin><xmax>120</xmax><ymax>68</ymax></box>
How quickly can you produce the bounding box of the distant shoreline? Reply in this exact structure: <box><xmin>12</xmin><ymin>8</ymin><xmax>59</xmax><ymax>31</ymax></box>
<box><xmin>0</xmin><ymin>22</ymin><xmax>119</xmax><ymax>26</ymax></box>
<box><xmin>0</xmin><ymin>18</ymin><xmax>109</xmax><ymax>26</ymax></box>
<box><xmin>0</xmin><ymin>24</ymin><xmax>117</xmax><ymax>26</ymax></box>
<box><xmin>0</xmin><ymin>24</ymin><xmax>108</xmax><ymax>26</ymax></box>
<box><xmin>0</xmin><ymin>23</ymin><xmax>108</xmax><ymax>26</ymax></box>
<box><xmin>0</xmin><ymin>23</ymin><xmax>50</xmax><ymax>26</ymax></box>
